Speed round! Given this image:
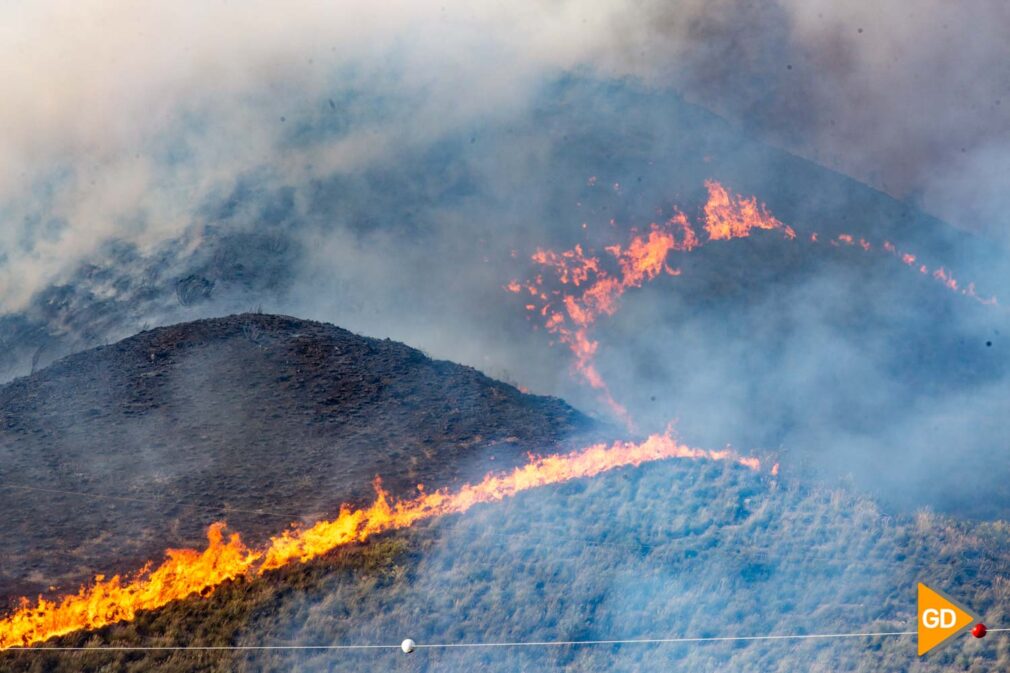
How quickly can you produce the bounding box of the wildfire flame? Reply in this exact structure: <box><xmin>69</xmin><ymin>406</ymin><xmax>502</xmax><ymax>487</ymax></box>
<box><xmin>702</xmin><ymin>179</ymin><xmax>795</xmax><ymax>241</ymax></box>
<box><xmin>519</xmin><ymin>217</ymin><xmax>699</xmax><ymax>424</ymax></box>
<box><xmin>508</xmin><ymin>180</ymin><xmax>798</xmax><ymax>420</ymax></box>
<box><xmin>2</xmin><ymin>179</ymin><xmax>996</xmax><ymax>651</ymax></box>
<box><xmin>828</xmin><ymin>234</ymin><xmax>996</xmax><ymax>305</ymax></box>
<box><xmin>0</xmin><ymin>433</ymin><xmax>759</xmax><ymax>650</ymax></box>
<box><xmin>510</xmin><ymin>179</ymin><xmax>998</xmax><ymax>421</ymax></box>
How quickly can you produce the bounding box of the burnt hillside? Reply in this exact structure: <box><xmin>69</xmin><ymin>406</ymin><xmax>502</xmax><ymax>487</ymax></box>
<box><xmin>0</xmin><ymin>313</ymin><xmax>592</xmax><ymax>604</ymax></box>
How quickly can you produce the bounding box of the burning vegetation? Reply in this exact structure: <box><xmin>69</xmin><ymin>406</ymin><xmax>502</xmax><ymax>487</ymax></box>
<box><xmin>0</xmin><ymin>433</ymin><xmax>760</xmax><ymax>650</ymax></box>
<box><xmin>0</xmin><ymin>180</ymin><xmax>998</xmax><ymax>655</ymax></box>
<box><xmin>509</xmin><ymin>180</ymin><xmax>997</xmax><ymax>419</ymax></box>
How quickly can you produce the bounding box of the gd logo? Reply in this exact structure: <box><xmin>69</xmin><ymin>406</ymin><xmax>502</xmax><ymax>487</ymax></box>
<box><xmin>921</xmin><ymin>608</ymin><xmax>957</xmax><ymax>629</ymax></box>
<box><xmin>917</xmin><ymin>583</ymin><xmax>977</xmax><ymax>656</ymax></box>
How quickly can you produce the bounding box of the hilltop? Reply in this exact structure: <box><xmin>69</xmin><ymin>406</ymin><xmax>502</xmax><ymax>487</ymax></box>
<box><xmin>0</xmin><ymin>313</ymin><xmax>592</xmax><ymax>603</ymax></box>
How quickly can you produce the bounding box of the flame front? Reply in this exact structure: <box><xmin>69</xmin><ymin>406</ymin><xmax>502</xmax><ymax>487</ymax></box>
<box><xmin>509</xmin><ymin>180</ymin><xmax>800</xmax><ymax>420</ymax></box>
<box><xmin>0</xmin><ymin>523</ymin><xmax>260</xmax><ymax>651</ymax></box>
<box><xmin>2</xmin><ymin>179</ymin><xmax>995</xmax><ymax>651</ymax></box>
<box><xmin>510</xmin><ymin>179</ymin><xmax>998</xmax><ymax>422</ymax></box>
<box><xmin>0</xmin><ymin>433</ymin><xmax>759</xmax><ymax>650</ymax></box>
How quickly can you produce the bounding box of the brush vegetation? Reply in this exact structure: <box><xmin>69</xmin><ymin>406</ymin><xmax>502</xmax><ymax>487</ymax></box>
<box><xmin>4</xmin><ymin>459</ymin><xmax>1009</xmax><ymax>672</ymax></box>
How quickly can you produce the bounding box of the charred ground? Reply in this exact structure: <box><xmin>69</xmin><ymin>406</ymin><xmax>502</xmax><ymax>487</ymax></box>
<box><xmin>0</xmin><ymin>313</ymin><xmax>593</xmax><ymax>604</ymax></box>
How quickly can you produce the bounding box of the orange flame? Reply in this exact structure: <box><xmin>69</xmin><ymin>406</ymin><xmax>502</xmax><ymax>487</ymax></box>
<box><xmin>511</xmin><ymin>180</ymin><xmax>999</xmax><ymax>423</ymax></box>
<box><xmin>0</xmin><ymin>433</ymin><xmax>760</xmax><ymax>650</ymax></box>
<box><xmin>511</xmin><ymin>181</ymin><xmax>796</xmax><ymax>422</ymax></box>
<box><xmin>818</xmin><ymin>234</ymin><xmax>996</xmax><ymax>305</ymax></box>
<box><xmin>0</xmin><ymin>523</ymin><xmax>259</xmax><ymax>651</ymax></box>
<box><xmin>515</xmin><ymin>215</ymin><xmax>698</xmax><ymax>424</ymax></box>
<box><xmin>702</xmin><ymin>179</ymin><xmax>795</xmax><ymax>241</ymax></box>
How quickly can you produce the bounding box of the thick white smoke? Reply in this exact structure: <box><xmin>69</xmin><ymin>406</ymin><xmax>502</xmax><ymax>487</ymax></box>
<box><xmin>4</xmin><ymin>1</ymin><xmax>1009</xmax><ymax>314</ymax></box>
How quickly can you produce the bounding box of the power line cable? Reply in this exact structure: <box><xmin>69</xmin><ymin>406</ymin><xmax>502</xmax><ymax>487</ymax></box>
<box><xmin>7</xmin><ymin>628</ymin><xmax>1009</xmax><ymax>652</ymax></box>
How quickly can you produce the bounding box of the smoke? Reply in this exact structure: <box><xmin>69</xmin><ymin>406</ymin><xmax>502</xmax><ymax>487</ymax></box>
<box><xmin>0</xmin><ymin>0</ymin><xmax>634</xmax><ymax>313</ymax></box>
<box><xmin>3</xmin><ymin>0</ymin><xmax>1008</xmax><ymax>309</ymax></box>
<box><xmin>614</xmin><ymin>0</ymin><xmax>1010</xmax><ymax>239</ymax></box>
<box><xmin>6</xmin><ymin>0</ymin><xmax>1009</xmax><ymax>313</ymax></box>
<box><xmin>1</xmin><ymin>0</ymin><xmax>1008</xmax><ymax>518</ymax></box>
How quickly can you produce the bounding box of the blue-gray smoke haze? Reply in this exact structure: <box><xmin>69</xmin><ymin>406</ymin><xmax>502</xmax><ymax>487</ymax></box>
<box><xmin>1</xmin><ymin>2</ymin><xmax>1008</xmax><ymax>518</ymax></box>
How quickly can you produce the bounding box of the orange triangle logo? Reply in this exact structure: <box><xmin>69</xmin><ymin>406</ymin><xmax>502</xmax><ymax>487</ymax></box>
<box><xmin>917</xmin><ymin>583</ymin><xmax>976</xmax><ymax>656</ymax></box>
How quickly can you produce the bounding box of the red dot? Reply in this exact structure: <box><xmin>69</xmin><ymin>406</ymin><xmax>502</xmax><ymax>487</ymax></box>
<box><xmin>972</xmin><ymin>623</ymin><xmax>987</xmax><ymax>639</ymax></box>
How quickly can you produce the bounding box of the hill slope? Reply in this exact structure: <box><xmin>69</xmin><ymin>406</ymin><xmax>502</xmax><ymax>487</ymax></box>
<box><xmin>0</xmin><ymin>313</ymin><xmax>591</xmax><ymax>603</ymax></box>
<box><xmin>1</xmin><ymin>314</ymin><xmax>1009</xmax><ymax>672</ymax></box>
<box><xmin>0</xmin><ymin>75</ymin><xmax>1001</xmax><ymax>387</ymax></box>
<box><xmin>4</xmin><ymin>456</ymin><xmax>1010</xmax><ymax>672</ymax></box>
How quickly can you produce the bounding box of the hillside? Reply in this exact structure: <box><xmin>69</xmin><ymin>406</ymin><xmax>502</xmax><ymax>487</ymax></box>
<box><xmin>0</xmin><ymin>313</ymin><xmax>592</xmax><ymax>604</ymax></box>
<box><xmin>1</xmin><ymin>314</ymin><xmax>1009</xmax><ymax>672</ymax></box>
<box><xmin>4</xmin><ymin>454</ymin><xmax>1010</xmax><ymax>672</ymax></box>
<box><xmin>0</xmin><ymin>76</ymin><xmax>1001</xmax><ymax>388</ymax></box>
<box><xmin>2</xmin><ymin>7</ymin><xmax>1008</xmax><ymax>671</ymax></box>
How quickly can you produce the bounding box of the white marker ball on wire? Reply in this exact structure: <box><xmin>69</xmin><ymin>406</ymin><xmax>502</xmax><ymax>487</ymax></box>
<box><xmin>401</xmin><ymin>638</ymin><xmax>416</xmax><ymax>654</ymax></box>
